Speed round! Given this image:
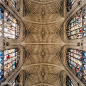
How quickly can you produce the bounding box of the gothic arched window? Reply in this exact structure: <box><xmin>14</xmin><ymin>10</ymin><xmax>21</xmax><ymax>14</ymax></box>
<box><xmin>67</xmin><ymin>6</ymin><xmax>86</xmax><ymax>39</ymax></box>
<box><xmin>0</xmin><ymin>6</ymin><xmax>20</xmax><ymax>39</ymax></box>
<box><xmin>66</xmin><ymin>49</ymin><xmax>86</xmax><ymax>84</ymax></box>
<box><xmin>0</xmin><ymin>48</ymin><xmax>20</xmax><ymax>81</ymax></box>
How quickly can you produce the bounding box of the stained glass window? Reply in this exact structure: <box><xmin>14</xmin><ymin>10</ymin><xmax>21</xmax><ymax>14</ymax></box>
<box><xmin>0</xmin><ymin>6</ymin><xmax>20</xmax><ymax>39</ymax></box>
<box><xmin>0</xmin><ymin>48</ymin><xmax>20</xmax><ymax>82</ymax></box>
<box><xmin>67</xmin><ymin>11</ymin><xmax>82</xmax><ymax>39</ymax></box>
<box><xmin>67</xmin><ymin>6</ymin><xmax>86</xmax><ymax>39</ymax></box>
<box><xmin>67</xmin><ymin>49</ymin><xmax>86</xmax><ymax>84</ymax></box>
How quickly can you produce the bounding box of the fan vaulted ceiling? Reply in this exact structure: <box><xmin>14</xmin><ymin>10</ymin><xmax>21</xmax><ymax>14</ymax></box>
<box><xmin>23</xmin><ymin>0</ymin><xmax>64</xmax><ymax>23</ymax></box>
<box><xmin>21</xmin><ymin>0</ymin><xmax>65</xmax><ymax>86</ymax></box>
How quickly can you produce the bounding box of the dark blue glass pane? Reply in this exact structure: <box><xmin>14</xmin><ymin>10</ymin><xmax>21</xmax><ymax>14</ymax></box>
<box><xmin>0</xmin><ymin>69</ymin><xmax>3</xmax><ymax>74</ymax></box>
<box><xmin>0</xmin><ymin>52</ymin><xmax>3</xmax><ymax>56</ymax></box>
<box><xmin>70</xmin><ymin>82</ymin><xmax>73</xmax><ymax>85</ymax></box>
<box><xmin>0</xmin><ymin>14</ymin><xmax>3</xmax><ymax>19</ymax></box>
<box><xmin>0</xmin><ymin>7</ymin><xmax>3</xmax><ymax>13</ymax></box>
<box><xmin>0</xmin><ymin>7</ymin><xmax>4</xmax><ymax>13</ymax></box>
<box><xmin>84</xmin><ymin>52</ymin><xmax>86</xmax><ymax>57</ymax></box>
<box><xmin>0</xmin><ymin>58</ymin><xmax>3</xmax><ymax>63</ymax></box>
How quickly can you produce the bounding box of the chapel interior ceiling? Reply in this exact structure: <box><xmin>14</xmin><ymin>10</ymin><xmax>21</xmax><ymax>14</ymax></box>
<box><xmin>23</xmin><ymin>0</ymin><xmax>64</xmax><ymax>23</ymax></box>
<box><xmin>21</xmin><ymin>0</ymin><xmax>66</xmax><ymax>86</ymax></box>
<box><xmin>20</xmin><ymin>66</ymin><xmax>65</xmax><ymax>86</ymax></box>
<box><xmin>23</xmin><ymin>23</ymin><xmax>64</xmax><ymax>43</ymax></box>
<box><xmin>23</xmin><ymin>44</ymin><xmax>64</xmax><ymax>66</ymax></box>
